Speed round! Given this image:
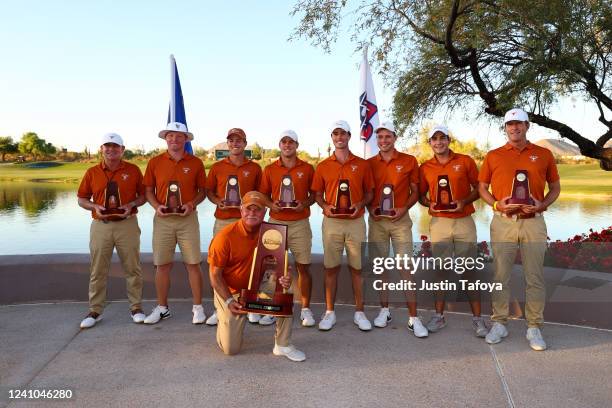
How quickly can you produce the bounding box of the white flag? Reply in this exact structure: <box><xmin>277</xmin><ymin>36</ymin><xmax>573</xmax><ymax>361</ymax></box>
<box><xmin>359</xmin><ymin>46</ymin><xmax>380</xmax><ymax>159</ymax></box>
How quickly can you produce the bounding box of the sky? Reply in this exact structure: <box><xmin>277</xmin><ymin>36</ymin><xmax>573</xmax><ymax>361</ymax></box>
<box><xmin>1</xmin><ymin>1</ymin><xmax>608</xmax><ymax>156</ymax></box>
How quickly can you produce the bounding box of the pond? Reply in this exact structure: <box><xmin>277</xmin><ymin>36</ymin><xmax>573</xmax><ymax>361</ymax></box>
<box><xmin>1</xmin><ymin>182</ymin><xmax>610</xmax><ymax>255</ymax></box>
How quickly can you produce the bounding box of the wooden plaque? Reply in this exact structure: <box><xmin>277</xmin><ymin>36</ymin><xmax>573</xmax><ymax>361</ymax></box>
<box><xmin>240</xmin><ymin>222</ymin><xmax>293</xmax><ymax>316</ymax></box>
<box><xmin>101</xmin><ymin>181</ymin><xmax>125</xmax><ymax>220</ymax></box>
<box><xmin>331</xmin><ymin>179</ymin><xmax>354</xmax><ymax>216</ymax></box>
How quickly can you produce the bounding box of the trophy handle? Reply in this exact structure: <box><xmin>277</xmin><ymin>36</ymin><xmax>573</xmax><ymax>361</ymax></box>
<box><xmin>282</xmin><ymin>249</ymin><xmax>288</xmax><ymax>294</ymax></box>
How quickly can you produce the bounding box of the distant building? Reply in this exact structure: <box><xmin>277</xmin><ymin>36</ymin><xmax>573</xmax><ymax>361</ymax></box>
<box><xmin>211</xmin><ymin>142</ymin><xmax>253</xmax><ymax>160</ymax></box>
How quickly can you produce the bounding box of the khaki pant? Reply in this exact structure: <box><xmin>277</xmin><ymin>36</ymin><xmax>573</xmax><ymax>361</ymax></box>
<box><xmin>430</xmin><ymin>216</ymin><xmax>477</xmax><ymax>259</ymax></box>
<box><xmin>213</xmin><ymin>217</ymin><xmax>240</xmax><ymax>237</ymax></box>
<box><xmin>367</xmin><ymin>213</ymin><xmax>413</xmax><ymax>259</ymax></box>
<box><xmin>269</xmin><ymin>217</ymin><xmax>313</xmax><ymax>264</ymax></box>
<box><xmin>213</xmin><ymin>291</ymin><xmax>293</xmax><ymax>355</ymax></box>
<box><xmin>490</xmin><ymin>213</ymin><xmax>547</xmax><ymax>328</ymax></box>
<box><xmin>152</xmin><ymin>212</ymin><xmax>201</xmax><ymax>265</ymax></box>
<box><xmin>89</xmin><ymin>217</ymin><xmax>143</xmax><ymax>314</ymax></box>
<box><xmin>322</xmin><ymin>216</ymin><xmax>366</xmax><ymax>269</ymax></box>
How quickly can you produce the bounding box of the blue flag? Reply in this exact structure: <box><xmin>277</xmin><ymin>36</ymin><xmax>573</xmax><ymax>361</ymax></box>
<box><xmin>167</xmin><ymin>55</ymin><xmax>193</xmax><ymax>154</ymax></box>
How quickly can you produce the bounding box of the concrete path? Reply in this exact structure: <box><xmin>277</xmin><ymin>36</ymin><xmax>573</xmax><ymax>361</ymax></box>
<box><xmin>1</xmin><ymin>301</ymin><xmax>611</xmax><ymax>408</ymax></box>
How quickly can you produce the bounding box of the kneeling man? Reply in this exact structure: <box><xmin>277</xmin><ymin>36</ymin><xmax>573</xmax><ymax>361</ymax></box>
<box><xmin>208</xmin><ymin>191</ymin><xmax>306</xmax><ymax>362</ymax></box>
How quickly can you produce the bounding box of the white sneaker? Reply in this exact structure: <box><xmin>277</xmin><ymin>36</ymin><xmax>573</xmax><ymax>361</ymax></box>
<box><xmin>192</xmin><ymin>304</ymin><xmax>206</xmax><ymax>324</ymax></box>
<box><xmin>373</xmin><ymin>308</ymin><xmax>392</xmax><ymax>328</ymax></box>
<box><xmin>205</xmin><ymin>311</ymin><xmax>218</xmax><ymax>326</ymax></box>
<box><xmin>408</xmin><ymin>316</ymin><xmax>428</xmax><ymax>338</ymax></box>
<box><xmin>80</xmin><ymin>312</ymin><xmax>101</xmax><ymax>329</ymax></box>
<box><xmin>259</xmin><ymin>315</ymin><xmax>277</xmax><ymax>326</ymax></box>
<box><xmin>354</xmin><ymin>311</ymin><xmax>372</xmax><ymax>331</ymax></box>
<box><xmin>131</xmin><ymin>310</ymin><xmax>146</xmax><ymax>324</ymax></box>
<box><xmin>318</xmin><ymin>311</ymin><xmax>336</xmax><ymax>331</ymax></box>
<box><xmin>273</xmin><ymin>344</ymin><xmax>306</xmax><ymax>362</ymax></box>
<box><xmin>300</xmin><ymin>308</ymin><xmax>315</xmax><ymax>327</ymax></box>
<box><xmin>485</xmin><ymin>322</ymin><xmax>508</xmax><ymax>344</ymax></box>
<box><xmin>248</xmin><ymin>313</ymin><xmax>261</xmax><ymax>324</ymax></box>
<box><xmin>144</xmin><ymin>305</ymin><xmax>171</xmax><ymax>325</ymax></box>
<box><xmin>526</xmin><ymin>327</ymin><xmax>547</xmax><ymax>351</ymax></box>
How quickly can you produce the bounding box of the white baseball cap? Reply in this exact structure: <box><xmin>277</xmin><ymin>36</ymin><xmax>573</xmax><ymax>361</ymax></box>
<box><xmin>428</xmin><ymin>125</ymin><xmax>449</xmax><ymax>139</ymax></box>
<box><xmin>158</xmin><ymin>122</ymin><xmax>194</xmax><ymax>141</ymax></box>
<box><xmin>330</xmin><ymin>120</ymin><xmax>351</xmax><ymax>134</ymax></box>
<box><xmin>279</xmin><ymin>129</ymin><xmax>298</xmax><ymax>143</ymax></box>
<box><xmin>375</xmin><ymin>121</ymin><xmax>396</xmax><ymax>134</ymax></box>
<box><xmin>504</xmin><ymin>108</ymin><xmax>529</xmax><ymax>124</ymax></box>
<box><xmin>101</xmin><ymin>133</ymin><xmax>124</xmax><ymax>147</ymax></box>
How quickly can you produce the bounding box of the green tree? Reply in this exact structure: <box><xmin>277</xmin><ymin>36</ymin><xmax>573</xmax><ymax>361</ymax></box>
<box><xmin>0</xmin><ymin>136</ymin><xmax>18</xmax><ymax>161</ymax></box>
<box><xmin>18</xmin><ymin>132</ymin><xmax>47</xmax><ymax>161</ymax></box>
<box><xmin>250</xmin><ymin>143</ymin><xmax>263</xmax><ymax>160</ymax></box>
<box><xmin>292</xmin><ymin>0</ymin><xmax>612</xmax><ymax>170</ymax></box>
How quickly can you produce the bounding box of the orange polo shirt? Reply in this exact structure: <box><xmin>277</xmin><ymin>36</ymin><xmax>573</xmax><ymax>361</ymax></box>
<box><xmin>478</xmin><ymin>142</ymin><xmax>559</xmax><ymax>206</ymax></box>
<box><xmin>206</xmin><ymin>157</ymin><xmax>263</xmax><ymax>219</ymax></box>
<box><xmin>259</xmin><ymin>158</ymin><xmax>315</xmax><ymax>221</ymax></box>
<box><xmin>78</xmin><ymin>160</ymin><xmax>145</xmax><ymax>220</ymax></box>
<box><xmin>208</xmin><ymin>220</ymin><xmax>259</xmax><ymax>295</ymax></box>
<box><xmin>367</xmin><ymin>149</ymin><xmax>419</xmax><ymax>212</ymax></box>
<box><xmin>311</xmin><ymin>151</ymin><xmax>375</xmax><ymax>218</ymax></box>
<box><xmin>419</xmin><ymin>151</ymin><xmax>479</xmax><ymax>218</ymax></box>
<box><xmin>143</xmin><ymin>152</ymin><xmax>206</xmax><ymax>205</ymax></box>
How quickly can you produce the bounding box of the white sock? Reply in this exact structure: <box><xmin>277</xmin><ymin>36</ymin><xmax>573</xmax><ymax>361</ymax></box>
<box><xmin>380</xmin><ymin>307</ymin><xmax>389</xmax><ymax>312</ymax></box>
<box><xmin>158</xmin><ymin>305</ymin><xmax>168</xmax><ymax>312</ymax></box>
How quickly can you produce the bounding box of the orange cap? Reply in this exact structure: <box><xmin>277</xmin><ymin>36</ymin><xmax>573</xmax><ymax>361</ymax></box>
<box><xmin>241</xmin><ymin>191</ymin><xmax>268</xmax><ymax>209</ymax></box>
<box><xmin>227</xmin><ymin>128</ymin><xmax>247</xmax><ymax>141</ymax></box>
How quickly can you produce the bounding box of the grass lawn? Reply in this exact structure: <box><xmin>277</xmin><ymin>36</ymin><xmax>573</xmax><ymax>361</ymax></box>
<box><xmin>1</xmin><ymin>161</ymin><xmax>610</xmax><ymax>198</ymax></box>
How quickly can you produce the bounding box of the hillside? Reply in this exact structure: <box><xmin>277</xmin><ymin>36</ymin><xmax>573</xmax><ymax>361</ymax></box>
<box><xmin>534</xmin><ymin>138</ymin><xmax>580</xmax><ymax>156</ymax></box>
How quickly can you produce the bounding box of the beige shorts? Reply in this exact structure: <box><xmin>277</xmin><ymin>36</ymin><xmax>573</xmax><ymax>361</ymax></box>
<box><xmin>322</xmin><ymin>216</ymin><xmax>366</xmax><ymax>269</ymax></box>
<box><xmin>429</xmin><ymin>215</ymin><xmax>477</xmax><ymax>259</ymax></box>
<box><xmin>152</xmin><ymin>212</ymin><xmax>201</xmax><ymax>265</ymax></box>
<box><xmin>213</xmin><ymin>217</ymin><xmax>240</xmax><ymax>237</ymax></box>
<box><xmin>368</xmin><ymin>213</ymin><xmax>413</xmax><ymax>259</ymax></box>
<box><xmin>269</xmin><ymin>217</ymin><xmax>313</xmax><ymax>265</ymax></box>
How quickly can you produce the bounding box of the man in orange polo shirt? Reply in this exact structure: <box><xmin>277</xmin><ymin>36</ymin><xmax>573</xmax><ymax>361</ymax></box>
<box><xmin>208</xmin><ymin>191</ymin><xmax>306</xmax><ymax>361</ymax></box>
<box><xmin>77</xmin><ymin>133</ymin><xmax>147</xmax><ymax>329</ymax></box>
<box><xmin>205</xmin><ymin>127</ymin><xmax>262</xmax><ymax>326</ymax></box>
<box><xmin>367</xmin><ymin>121</ymin><xmax>427</xmax><ymax>337</ymax></box>
<box><xmin>311</xmin><ymin>120</ymin><xmax>375</xmax><ymax>331</ymax></box>
<box><xmin>142</xmin><ymin>122</ymin><xmax>208</xmax><ymax>325</ymax></box>
<box><xmin>419</xmin><ymin>125</ymin><xmax>487</xmax><ymax>338</ymax></box>
<box><xmin>478</xmin><ymin>108</ymin><xmax>560</xmax><ymax>351</ymax></box>
<box><xmin>259</xmin><ymin>129</ymin><xmax>316</xmax><ymax>327</ymax></box>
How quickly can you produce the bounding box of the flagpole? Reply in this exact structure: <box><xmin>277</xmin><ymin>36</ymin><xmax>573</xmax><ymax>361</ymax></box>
<box><xmin>363</xmin><ymin>45</ymin><xmax>367</xmax><ymax>159</ymax></box>
<box><xmin>169</xmin><ymin>54</ymin><xmax>176</xmax><ymax>123</ymax></box>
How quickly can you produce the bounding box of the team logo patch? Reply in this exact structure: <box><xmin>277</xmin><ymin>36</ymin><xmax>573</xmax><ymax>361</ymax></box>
<box><xmin>453</xmin><ymin>164</ymin><xmax>461</xmax><ymax>172</ymax></box>
<box><xmin>351</xmin><ymin>165</ymin><xmax>358</xmax><ymax>172</ymax></box>
<box><xmin>395</xmin><ymin>165</ymin><xmax>403</xmax><ymax>173</ymax></box>
<box><xmin>121</xmin><ymin>173</ymin><xmax>129</xmax><ymax>181</ymax></box>
<box><xmin>529</xmin><ymin>155</ymin><xmax>538</xmax><ymax>162</ymax></box>
<box><xmin>183</xmin><ymin>167</ymin><xmax>190</xmax><ymax>174</ymax></box>
<box><xmin>243</xmin><ymin>170</ymin><xmax>250</xmax><ymax>177</ymax></box>
<box><xmin>359</xmin><ymin>91</ymin><xmax>378</xmax><ymax>143</ymax></box>
<box><xmin>296</xmin><ymin>171</ymin><xmax>304</xmax><ymax>179</ymax></box>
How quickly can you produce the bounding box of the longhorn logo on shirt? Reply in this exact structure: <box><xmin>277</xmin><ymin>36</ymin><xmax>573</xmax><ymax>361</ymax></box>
<box><xmin>351</xmin><ymin>165</ymin><xmax>358</xmax><ymax>172</ymax></box>
<box><xmin>296</xmin><ymin>171</ymin><xmax>304</xmax><ymax>179</ymax></box>
<box><xmin>529</xmin><ymin>155</ymin><xmax>538</xmax><ymax>162</ymax></box>
<box><xmin>359</xmin><ymin>91</ymin><xmax>378</xmax><ymax>143</ymax></box>
<box><xmin>395</xmin><ymin>165</ymin><xmax>403</xmax><ymax>173</ymax></box>
<box><xmin>121</xmin><ymin>173</ymin><xmax>129</xmax><ymax>181</ymax></box>
<box><xmin>243</xmin><ymin>170</ymin><xmax>250</xmax><ymax>177</ymax></box>
<box><xmin>183</xmin><ymin>167</ymin><xmax>190</xmax><ymax>174</ymax></box>
<box><xmin>453</xmin><ymin>164</ymin><xmax>462</xmax><ymax>172</ymax></box>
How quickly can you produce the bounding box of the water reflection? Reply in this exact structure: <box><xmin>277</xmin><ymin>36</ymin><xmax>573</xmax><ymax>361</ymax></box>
<box><xmin>0</xmin><ymin>183</ymin><xmax>610</xmax><ymax>255</ymax></box>
<box><xmin>0</xmin><ymin>183</ymin><xmax>72</xmax><ymax>217</ymax></box>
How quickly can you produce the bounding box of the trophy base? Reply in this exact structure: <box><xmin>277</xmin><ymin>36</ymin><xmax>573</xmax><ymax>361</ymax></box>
<box><xmin>507</xmin><ymin>198</ymin><xmax>535</xmax><ymax>206</ymax></box>
<box><xmin>433</xmin><ymin>203</ymin><xmax>457</xmax><ymax>212</ymax></box>
<box><xmin>279</xmin><ymin>201</ymin><xmax>298</xmax><ymax>209</ymax></box>
<box><xmin>222</xmin><ymin>200</ymin><xmax>241</xmax><ymax>209</ymax></box>
<box><xmin>239</xmin><ymin>289</ymin><xmax>294</xmax><ymax>317</ymax></box>
<box><xmin>331</xmin><ymin>208</ymin><xmax>354</xmax><ymax>215</ymax></box>
<box><xmin>161</xmin><ymin>207</ymin><xmax>185</xmax><ymax>215</ymax></box>
<box><xmin>100</xmin><ymin>209</ymin><xmax>125</xmax><ymax>221</ymax></box>
<box><xmin>373</xmin><ymin>208</ymin><xmax>396</xmax><ymax>218</ymax></box>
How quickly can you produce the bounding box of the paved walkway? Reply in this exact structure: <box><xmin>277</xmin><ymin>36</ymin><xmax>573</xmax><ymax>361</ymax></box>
<box><xmin>1</xmin><ymin>301</ymin><xmax>611</xmax><ymax>408</ymax></box>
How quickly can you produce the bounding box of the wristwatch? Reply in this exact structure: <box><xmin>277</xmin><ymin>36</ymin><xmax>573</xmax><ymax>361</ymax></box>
<box><xmin>224</xmin><ymin>296</ymin><xmax>235</xmax><ymax>307</ymax></box>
